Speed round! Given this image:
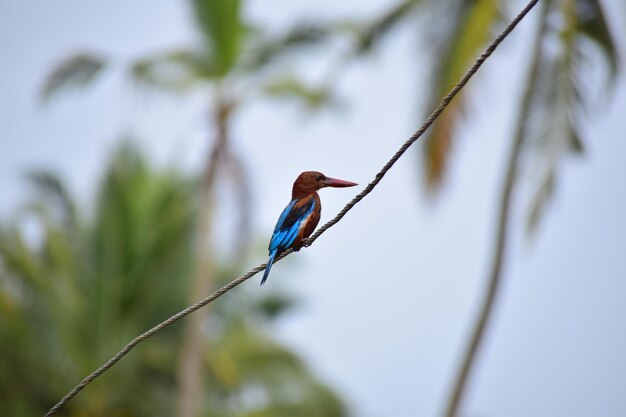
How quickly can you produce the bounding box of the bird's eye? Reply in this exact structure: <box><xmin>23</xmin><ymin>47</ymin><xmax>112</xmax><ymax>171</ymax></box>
<box><xmin>317</xmin><ymin>175</ymin><xmax>324</xmax><ymax>181</ymax></box>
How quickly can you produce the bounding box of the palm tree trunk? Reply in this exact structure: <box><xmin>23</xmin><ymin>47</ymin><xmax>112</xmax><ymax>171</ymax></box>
<box><xmin>443</xmin><ymin>2</ymin><xmax>551</xmax><ymax>416</ymax></box>
<box><xmin>176</xmin><ymin>97</ymin><xmax>232</xmax><ymax>417</ymax></box>
<box><xmin>176</xmin><ymin>192</ymin><xmax>214</xmax><ymax>417</ymax></box>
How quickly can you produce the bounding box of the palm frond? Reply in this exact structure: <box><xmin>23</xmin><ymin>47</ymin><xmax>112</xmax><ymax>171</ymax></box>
<box><xmin>0</xmin><ymin>227</ymin><xmax>47</xmax><ymax>290</ymax></box>
<box><xmin>421</xmin><ymin>0</ymin><xmax>500</xmax><ymax>190</ymax></box>
<box><xmin>262</xmin><ymin>76</ymin><xmax>339</xmax><ymax>111</ymax></box>
<box><xmin>0</xmin><ymin>139</ymin><xmax>345</xmax><ymax>416</ymax></box>
<box><xmin>25</xmin><ymin>171</ymin><xmax>78</xmax><ymax>228</ymax></box>
<box><xmin>353</xmin><ymin>0</ymin><xmax>424</xmax><ymax>54</ymax></box>
<box><xmin>40</xmin><ymin>52</ymin><xmax>107</xmax><ymax>103</ymax></box>
<box><xmin>242</xmin><ymin>22</ymin><xmax>334</xmax><ymax>72</ymax></box>
<box><xmin>576</xmin><ymin>0</ymin><xmax>619</xmax><ymax>80</ymax></box>
<box><xmin>522</xmin><ymin>0</ymin><xmax>619</xmax><ymax>233</ymax></box>
<box><xmin>191</xmin><ymin>0</ymin><xmax>243</xmax><ymax>77</ymax></box>
<box><xmin>130</xmin><ymin>49</ymin><xmax>213</xmax><ymax>94</ymax></box>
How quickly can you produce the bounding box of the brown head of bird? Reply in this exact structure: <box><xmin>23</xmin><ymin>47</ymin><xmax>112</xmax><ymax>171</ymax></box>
<box><xmin>292</xmin><ymin>171</ymin><xmax>357</xmax><ymax>199</ymax></box>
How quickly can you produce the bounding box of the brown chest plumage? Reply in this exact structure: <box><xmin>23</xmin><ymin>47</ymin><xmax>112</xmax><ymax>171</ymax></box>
<box><xmin>293</xmin><ymin>192</ymin><xmax>321</xmax><ymax>250</ymax></box>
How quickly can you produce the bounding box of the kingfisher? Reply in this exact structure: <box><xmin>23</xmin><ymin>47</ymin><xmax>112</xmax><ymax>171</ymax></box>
<box><xmin>261</xmin><ymin>171</ymin><xmax>358</xmax><ymax>285</ymax></box>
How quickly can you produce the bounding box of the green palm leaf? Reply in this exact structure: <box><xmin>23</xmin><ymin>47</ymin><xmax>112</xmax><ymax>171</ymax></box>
<box><xmin>353</xmin><ymin>0</ymin><xmax>423</xmax><ymax>54</ymax></box>
<box><xmin>262</xmin><ymin>76</ymin><xmax>339</xmax><ymax>111</ymax></box>
<box><xmin>0</xmin><ymin>140</ymin><xmax>346</xmax><ymax>416</ymax></box>
<box><xmin>576</xmin><ymin>0</ymin><xmax>619</xmax><ymax>78</ymax></box>
<box><xmin>26</xmin><ymin>171</ymin><xmax>78</xmax><ymax>228</ymax></box>
<box><xmin>191</xmin><ymin>0</ymin><xmax>243</xmax><ymax>77</ymax></box>
<box><xmin>40</xmin><ymin>53</ymin><xmax>107</xmax><ymax>103</ymax></box>
<box><xmin>243</xmin><ymin>23</ymin><xmax>334</xmax><ymax>72</ymax></box>
<box><xmin>525</xmin><ymin>0</ymin><xmax>619</xmax><ymax>233</ymax></box>
<box><xmin>131</xmin><ymin>49</ymin><xmax>215</xmax><ymax>94</ymax></box>
<box><xmin>422</xmin><ymin>0</ymin><xmax>499</xmax><ymax>189</ymax></box>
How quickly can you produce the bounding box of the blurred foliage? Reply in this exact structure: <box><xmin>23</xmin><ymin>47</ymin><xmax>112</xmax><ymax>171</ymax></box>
<box><xmin>350</xmin><ymin>0</ymin><xmax>620</xmax><ymax>230</ymax></box>
<box><xmin>262</xmin><ymin>77</ymin><xmax>339</xmax><ymax>111</ymax></box>
<box><xmin>348</xmin><ymin>2</ymin><xmax>621</xmax><ymax>415</ymax></box>
<box><xmin>348</xmin><ymin>0</ymin><xmax>497</xmax><ymax>189</ymax></box>
<box><xmin>42</xmin><ymin>0</ymin><xmax>339</xmax><ymax>108</ymax></box>
<box><xmin>40</xmin><ymin>53</ymin><xmax>107</xmax><ymax>103</ymax></box>
<box><xmin>421</xmin><ymin>0</ymin><xmax>499</xmax><ymax>190</ymax></box>
<box><xmin>40</xmin><ymin>0</ymin><xmax>342</xmax><ymax>262</ymax></box>
<box><xmin>192</xmin><ymin>0</ymin><xmax>243</xmax><ymax>77</ymax></box>
<box><xmin>0</xmin><ymin>143</ymin><xmax>346</xmax><ymax>417</ymax></box>
<box><xmin>521</xmin><ymin>0</ymin><xmax>619</xmax><ymax>233</ymax></box>
<box><xmin>39</xmin><ymin>2</ymin><xmax>349</xmax><ymax>416</ymax></box>
<box><xmin>38</xmin><ymin>0</ymin><xmax>622</xmax><ymax>238</ymax></box>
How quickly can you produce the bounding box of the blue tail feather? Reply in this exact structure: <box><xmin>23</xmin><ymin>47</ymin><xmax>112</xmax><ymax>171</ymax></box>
<box><xmin>261</xmin><ymin>250</ymin><xmax>277</xmax><ymax>286</ymax></box>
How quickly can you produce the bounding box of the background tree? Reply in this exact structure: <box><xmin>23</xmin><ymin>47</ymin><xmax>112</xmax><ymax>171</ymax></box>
<box><xmin>348</xmin><ymin>0</ymin><xmax>620</xmax><ymax>415</ymax></box>
<box><xmin>0</xmin><ymin>142</ymin><xmax>346</xmax><ymax>417</ymax></box>
<box><xmin>40</xmin><ymin>1</ymin><xmax>338</xmax><ymax>415</ymax></box>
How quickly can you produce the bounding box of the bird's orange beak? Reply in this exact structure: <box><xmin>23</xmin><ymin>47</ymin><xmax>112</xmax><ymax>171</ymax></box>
<box><xmin>323</xmin><ymin>177</ymin><xmax>358</xmax><ymax>188</ymax></box>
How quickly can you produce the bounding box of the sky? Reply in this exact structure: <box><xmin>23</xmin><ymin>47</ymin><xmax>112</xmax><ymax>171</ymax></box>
<box><xmin>1</xmin><ymin>1</ymin><xmax>626</xmax><ymax>416</ymax></box>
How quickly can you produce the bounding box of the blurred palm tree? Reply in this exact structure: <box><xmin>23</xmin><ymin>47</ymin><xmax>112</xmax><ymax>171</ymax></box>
<box><xmin>348</xmin><ymin>0</ymin><xmax>620</xmax><ymax>415</ymax></box>
<box><xmin>40</xmin><ymin>1</ymin><xmax>338</xmax><ymax>416</ymax></box>
<box><xmin>0</xmin><ymin>143</ymin><xmax>346</xmax><ymax>417</ymax></box>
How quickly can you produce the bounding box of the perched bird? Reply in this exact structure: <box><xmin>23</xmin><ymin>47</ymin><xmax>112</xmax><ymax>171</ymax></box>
<box><xmin>262</xmin><ymin>171</ymin><xmax>357</xmax><ymax>285</ymax></box>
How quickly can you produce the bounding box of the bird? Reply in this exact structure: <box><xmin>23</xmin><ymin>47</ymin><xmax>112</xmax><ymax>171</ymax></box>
<box><xmin>261</xmin><ymin>171</ymin><xmax>358</xmax><ymax>285</ymax></box>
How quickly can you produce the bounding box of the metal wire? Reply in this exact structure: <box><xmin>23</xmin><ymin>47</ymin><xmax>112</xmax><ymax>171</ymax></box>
<box><xmin>45</xmin><ymin>0</ymin><xmax>541</xmax><ymax>415</ymax></box>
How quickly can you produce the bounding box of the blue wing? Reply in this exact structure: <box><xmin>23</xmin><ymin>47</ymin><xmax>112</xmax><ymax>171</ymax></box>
<box><xmin>269</xmin><ymin>198</ymin><xmax>316</xmax><ymax>253</ymax></box>
<box><xmin>262</xmin><ymin>197</ymin><xmax>316</xmax><ymax>286</ymax></box>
